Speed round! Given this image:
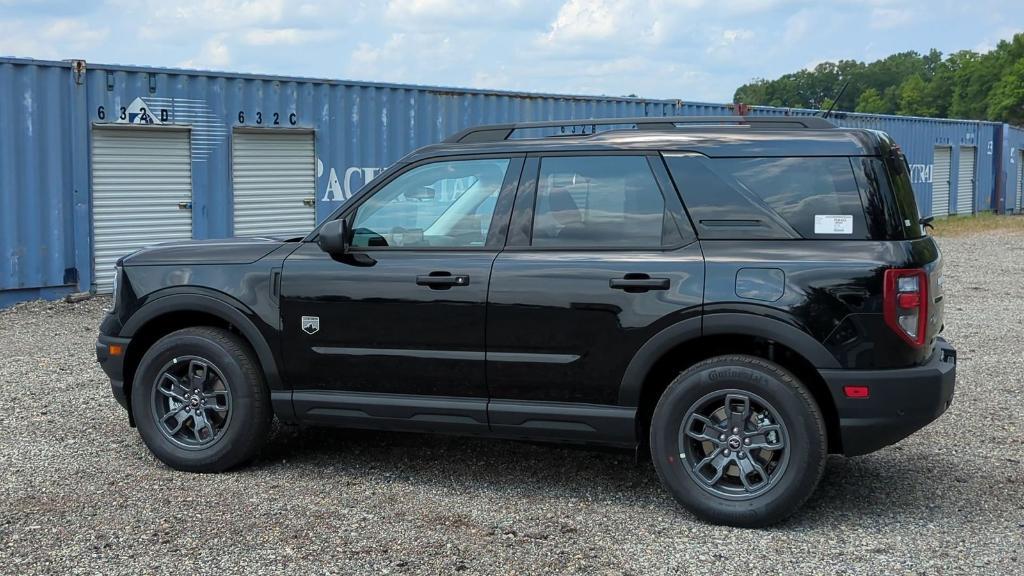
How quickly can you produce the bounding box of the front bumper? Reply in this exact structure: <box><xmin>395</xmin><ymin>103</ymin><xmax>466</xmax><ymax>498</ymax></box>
<box><xmin>97</xmin><ymin>333</ymin><xmax>132</xmax><ymax>418</ymax></box>
<box><xmin>820</xmin><ymin>337</ymin><xmax>956</xmax><ymax>456</ymax></box>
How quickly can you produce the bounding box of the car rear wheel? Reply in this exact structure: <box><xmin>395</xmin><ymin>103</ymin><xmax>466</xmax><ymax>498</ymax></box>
<box><xmin>131</xmin><ymin>327</ymin><xmax>271</xmax><ymax>472</ymax></box>
<box><xmin>650</xmin><ymin>354</ymin><xmax>826</xmax><ymax>527</ymax></box>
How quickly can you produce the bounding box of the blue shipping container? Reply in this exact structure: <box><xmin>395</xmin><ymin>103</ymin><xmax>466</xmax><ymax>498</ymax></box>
<box><xmin>0</xmin><ymin>57</ymin><xmax>1019</xmax><ymax>307</ymax></box>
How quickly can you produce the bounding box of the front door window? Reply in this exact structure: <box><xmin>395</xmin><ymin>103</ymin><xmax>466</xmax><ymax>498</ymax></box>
<box><xmin>352</xmin><ymin>158</ymin><xmax>510</xmax><ymax>248</ymax></box>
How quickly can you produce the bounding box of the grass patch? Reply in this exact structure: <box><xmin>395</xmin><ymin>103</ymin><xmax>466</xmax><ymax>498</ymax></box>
<box><xmin>928</xmin><ymin>212</ymin><xmax>1024</xmax><ymax>237</ymax></box>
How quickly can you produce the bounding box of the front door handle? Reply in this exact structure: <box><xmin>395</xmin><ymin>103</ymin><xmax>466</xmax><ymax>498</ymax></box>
<box><xmin>610</xmin><ymin>273</ymin><xmax>669</xmax><ymax>292</ymax></box>
<box><xmin>416</xmin><ymin>271</ymin><xmax>470</xmax><ymax>289</ymax></box>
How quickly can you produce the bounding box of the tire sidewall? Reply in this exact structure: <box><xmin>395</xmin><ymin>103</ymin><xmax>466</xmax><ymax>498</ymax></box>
<box><xmin>650</xmin><ymin>357</ymin><xmax>825</xmax><ymax>526</ymax></box>
<box><xmin>132</xmin><ymin>330</ymin><xmax>262</xmax><ymax>470</ymax></box>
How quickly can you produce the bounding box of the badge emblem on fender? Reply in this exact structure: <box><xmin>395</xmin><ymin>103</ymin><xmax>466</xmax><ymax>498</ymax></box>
<box><xmin>301</xmin><ymin>316</ymin><xmax>320</xmax><ymax>335</ymax></box>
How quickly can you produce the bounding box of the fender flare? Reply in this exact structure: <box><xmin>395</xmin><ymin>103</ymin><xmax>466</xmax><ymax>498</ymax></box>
<box><xmin>121</xmin><ymin>290</ymin><xmax>283</xmax><ymax>394</ymax></box>
<box><xmin>617</xmin><ymin>313</ymin><xmax>838</xmax><ymax>406</ymax></box>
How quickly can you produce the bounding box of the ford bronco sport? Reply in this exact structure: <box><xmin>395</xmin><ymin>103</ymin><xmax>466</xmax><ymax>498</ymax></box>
<box><xmin>97</xmin><ymin>116</ymin><xmax>956</xmax><ymax>527</ymax></box>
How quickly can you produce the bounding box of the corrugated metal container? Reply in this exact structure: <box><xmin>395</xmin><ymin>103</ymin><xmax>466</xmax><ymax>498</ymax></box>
<box><xmin>0</xmin><ymin>56</ymin><xmax>1020</xmax><ymax>306</ymax></box>
<box><xmin>1004</xmin><ymin>125</ymin><xmax>1024</xmax><ymax>212</ymax></box>
<box><xmin>81</xmin><ymin>61</ymin><xmax>694</xmax><ymax>288</ymax></box>
<box><xmin>0</xmin><ymin>59</ymin><xmax>78</xmax><ymax>303</ymax></box>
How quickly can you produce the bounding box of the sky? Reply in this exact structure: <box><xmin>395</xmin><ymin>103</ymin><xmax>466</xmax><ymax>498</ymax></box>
<box><xmin>0</xmin><ymin>0</ymin><xmax>1021</xmax><ymax>103</ymax></box>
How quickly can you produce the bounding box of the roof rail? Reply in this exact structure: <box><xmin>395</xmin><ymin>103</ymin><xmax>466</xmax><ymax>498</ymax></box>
<box><xmin>444</xmin><ymin>115</ymin><xmax>836</xmax><ymax>143</ymax></box>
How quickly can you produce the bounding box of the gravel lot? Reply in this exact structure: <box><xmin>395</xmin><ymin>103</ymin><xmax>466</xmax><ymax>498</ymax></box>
<box><xmin>1</xmin><ymin>231</ymin><xmax>1022</xmax><ymax>575</ymax></box>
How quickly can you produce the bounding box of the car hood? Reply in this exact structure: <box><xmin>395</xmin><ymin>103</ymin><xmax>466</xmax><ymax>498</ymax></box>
<box><xmin>120</xmin><ymin>237</ymin><xmax>291</xmax><ymax>266</ymax></box>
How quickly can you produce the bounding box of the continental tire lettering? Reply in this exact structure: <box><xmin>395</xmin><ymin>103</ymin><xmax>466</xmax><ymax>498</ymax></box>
<box><xmin>707</xmin><ymin>368</ymin><xmax>763</xmax><ymax>385</ymax></box>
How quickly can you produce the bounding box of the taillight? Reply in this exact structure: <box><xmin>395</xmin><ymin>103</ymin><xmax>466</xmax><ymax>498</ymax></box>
<box><xmin>883</xmin><ymin>268</ymin><xmax>928</xmax><ymax>347</ymax></box>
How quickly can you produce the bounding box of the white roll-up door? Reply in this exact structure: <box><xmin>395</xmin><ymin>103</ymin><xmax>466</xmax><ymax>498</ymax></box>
<box><xmin>956</xmin><ymin>146</ymin><xmax>975</xmax><ymax>215</ymax></box>
<box><xmin>91</xmin><ymin>128</ymin><xmax>192</xmax><ymax>293</ymax></box>
<box><xmin>232</xmin><ymin>131</ymin><xmax>316</xmax><ymax>238</ymax></box>
<box><xmin>1016</xmin><ymin>151</ymin><xmax>1022</xmax><ymax>212</ymax></box>
<box><xmin>932</xmin><ymin>146</ymin><xmax>951</xmax><ymax>217</ymax></box>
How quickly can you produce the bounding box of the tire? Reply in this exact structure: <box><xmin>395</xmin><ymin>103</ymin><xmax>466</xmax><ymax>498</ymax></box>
<box><xmin>131</xmin><ymin>327</ymin><xmax>272</xmax><ymax>472</ymax></box>
<box><xmin>649</xmin><ymin>354</ymin><xmax>826</xmax><ymax>527</ymax></box>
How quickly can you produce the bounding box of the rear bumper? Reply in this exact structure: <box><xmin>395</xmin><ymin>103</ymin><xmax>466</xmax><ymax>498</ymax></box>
<box><xmin>96</xmin><ymin>333</ymin><xmax>132</xmax><ymax>415</ymax></box>
<box><xmin>820</xmin><ymin>338</ymin><xmax>956</xmax><ymax>456</ymax></box>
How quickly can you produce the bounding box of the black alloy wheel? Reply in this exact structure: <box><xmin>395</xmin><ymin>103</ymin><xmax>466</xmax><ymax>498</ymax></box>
<box><xmin>152</xmin><ymin>356</ymin><xmax>233</xmax><ymax>449</ymax></box>
<box><xmin>679</xmin><ymin>390</ymin><xmax>790</xmax><ymax>499</ymax></box>
<box><xmin>650</xmin><ymin>355</ymin><xmax>827</xmax><ymax>527</ymax></box>
<box><xmin>131</xmin><ymin>327</ymin><xmax>271</xmax><ymax>472</ymax></box>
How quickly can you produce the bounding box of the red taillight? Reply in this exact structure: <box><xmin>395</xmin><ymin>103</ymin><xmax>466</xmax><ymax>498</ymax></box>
<box><xmin>896</xmin><ymin>293</ymin><xmax>920</xmax><ymax>308</ymax></box>
<box><xmin>883</xmin><ymin>268</ymin><xmax>928</xmax><ymax>347</ymax></box>
<box><xmin>843</xmin><ymin>385</ymin><xmax>870</xmax><ymax>398</ymax></box>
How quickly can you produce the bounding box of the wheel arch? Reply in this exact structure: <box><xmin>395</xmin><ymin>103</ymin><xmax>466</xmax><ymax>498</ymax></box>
<box><xmin>620</xmin><ymin>314</ymin><xmax>842</xmax><ymax>454</ymax></box>
<box><xmin>120</xmin><ymin>290</ymin><xmax>286</xmax><ymax>423</ymax></box>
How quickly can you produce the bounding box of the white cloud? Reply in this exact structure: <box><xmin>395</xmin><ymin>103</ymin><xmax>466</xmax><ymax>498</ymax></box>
<box><xmin>544</xmin><ymin>0</ymin><xmax>625</xmax><ymax>44</ymax></box>
<box><xmin>869</xmin><ymin>7</ymin><xmax>912</xmax><ymax>30</ymax></box>
<box><xmin>179</xmin><ymin>34</ymin><xmax>231</xmax><ymax>69</ymax></box>
<box><xmin>242</xmin><ymin>27</ymin><xmax>335</xmax><ymax>46</ymax></box>
<box><xmin>783</xmin><ymin>9</ymin><xmax>812</xmax><ymax>44</ymax></box>
<box><xmin>45</xmin><ymin>17</ymin><xmax>109</xmax><ymax>50</ymax></box>
<box><xmin>0</xmin><ymin>16</ymin><xmax>108</xmax><ymax>59</ymax></box>
<box><xmin>1</xmin><ymin>0</ymin><xmax>1021</xmax><ymax>105</ymax></box>
<box><xmin>347</xmin><ymin>31</ymin><xmax>468</xmax><ymax>84</ymax></box>
<box><xmin>974</xmin><ymin>27</ymin><xmax>1023</xmax><ymax>53</ymax></box>
<box><xmin>707</xmin><ymin>28</ymin><xmax>754</xmax><ymax>57</ymax></box>
<box><xmin>155</xmin><ymin>0</ymin><xmax>285</xmax><ymax>28</ymax></box>
<box><xmin>383</xmin><ymin>0</ymin><xmax>545</xmax><ymax>29</ymax></box>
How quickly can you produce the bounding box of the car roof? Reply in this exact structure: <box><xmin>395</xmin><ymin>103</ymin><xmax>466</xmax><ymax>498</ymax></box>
<box><xmin>402</xmin><ymin>127</ymin><xmax>882</xmax><ymax>164</ymax></box>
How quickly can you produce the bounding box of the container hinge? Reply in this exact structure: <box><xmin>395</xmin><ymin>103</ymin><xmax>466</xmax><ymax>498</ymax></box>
<box><xmin>68</xmin><ymin>59</ymin><xmax>86</xmax><ymax>85</ymax></box>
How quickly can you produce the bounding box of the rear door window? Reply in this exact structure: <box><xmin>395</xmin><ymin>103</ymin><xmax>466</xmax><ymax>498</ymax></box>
<box><xmin>666</xmin><ymin>155</ymin><xmax>871</xmax><ymax>240</ymax></box>
<box><xmin>531</xmin><ymin>155</ymin><xmax>685</xmax><ymax>248</ymax></box>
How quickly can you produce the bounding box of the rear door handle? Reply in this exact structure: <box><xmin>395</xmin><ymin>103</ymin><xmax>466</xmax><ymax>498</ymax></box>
<box><xmin>416</xmin><ymin>272</ymin><xmax>470</xmax><ymax>289</ymax></box>
<box><xmin>610</xmin><ymin>274</ymin><xmax>669</xmax><ymax>292</ymax></box>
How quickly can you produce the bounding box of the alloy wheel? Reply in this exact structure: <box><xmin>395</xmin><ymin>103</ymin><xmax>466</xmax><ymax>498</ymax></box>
<box><xmin>678</xmin><ymin>389</ymin><xmax>790</xmax><ymax>500</ymax></box>
<box><xmin>151</xmin><ymin>356</ymin><xmax>233</xmax><ymax>450</ymax></box>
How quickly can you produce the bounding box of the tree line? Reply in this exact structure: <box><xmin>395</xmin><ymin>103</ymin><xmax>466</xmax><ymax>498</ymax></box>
<box><xmin>733</xmin><ymin>33</ymin><xmax>1024</xmax><ymax>125</ymax></box>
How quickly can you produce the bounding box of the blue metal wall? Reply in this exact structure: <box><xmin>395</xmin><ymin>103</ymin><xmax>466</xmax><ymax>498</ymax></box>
<box><xmin>0</xmin><ymin>57</ymin><xmax>1020</xmax><ymax>307</ymax></box>
<box><xmin>82</xmin><ymin>64</ymin><xmax>691</xmax><ymax>258</ymax></box>
<box><xmin>1005</xmin><ymin>125</ymin><xmax>1024</xmax><ymax>212</ymax></box>
<box><xmin>0</xmin><ymin>60</ymin><xmax>79</xmax><ymax>303</ymax></box>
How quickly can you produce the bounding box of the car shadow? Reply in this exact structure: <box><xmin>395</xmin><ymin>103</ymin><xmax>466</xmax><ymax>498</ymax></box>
<box><xmin>253</xmin><ymin>423</ymin><xmax>969</xmax><ymax>529</ymax></box>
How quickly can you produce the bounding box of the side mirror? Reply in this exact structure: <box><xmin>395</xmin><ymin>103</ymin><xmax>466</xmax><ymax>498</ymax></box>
<box><xmin>317</xmin><ymin>219</ymin><xmax>349</xmax><ymax>255</ymax></box>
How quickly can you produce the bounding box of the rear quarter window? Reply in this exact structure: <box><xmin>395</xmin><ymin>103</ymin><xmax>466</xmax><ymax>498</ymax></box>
<box><xmin>665</xmin><ymin>155</ymin><xmax>871</xmax><ymax>240</ymax></box>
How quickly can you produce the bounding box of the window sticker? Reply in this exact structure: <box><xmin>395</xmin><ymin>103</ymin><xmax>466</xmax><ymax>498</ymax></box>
<box><xmin>814</xmin><ymin>215</ymin><xmax>853</xmax><ymax>235</ymax></box>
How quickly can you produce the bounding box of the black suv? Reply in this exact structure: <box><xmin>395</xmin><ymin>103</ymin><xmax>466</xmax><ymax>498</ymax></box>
<box><xmin>97</xmin><ymin>116</ymin><xmax>956</xmax><ymax>527</ymax></box>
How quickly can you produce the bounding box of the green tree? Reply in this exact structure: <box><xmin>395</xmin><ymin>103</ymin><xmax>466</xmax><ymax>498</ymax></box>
<box><xmin>897</xmin><ymin>75</ymin><xmax>938</xmax><ymax>116</ymax></box>
<box><xmin>855</xmin><ymin>88</ymin><xmax>887</xmax><ymax>113</ymax></box>
<box><xmin>987</xmin><ymin>59</ymin><xmax>1024</xmax><ymax>125</ymax></box>
<box><xmin>731</xmin><ymin>32</ymin><xmax>1024</xmax><ymax>124</ymax></box>
<box><xmin>949</xmin><ymin>51</ymin><xmax>1001</xmax><ymax>119</ymax></box>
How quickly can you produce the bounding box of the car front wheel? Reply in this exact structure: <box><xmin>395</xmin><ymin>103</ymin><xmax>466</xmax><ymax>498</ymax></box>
<box><xmin>131</xmin><ymin>327</ymin><xmax>271</xmax><ymax>472</ymax></box>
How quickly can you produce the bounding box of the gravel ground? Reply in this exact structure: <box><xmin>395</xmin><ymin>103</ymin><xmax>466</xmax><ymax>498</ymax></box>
<box><xmin>1</xmin><ymin>232</ymin><xmax>1022</xmax><ymax>575</ymax></box>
